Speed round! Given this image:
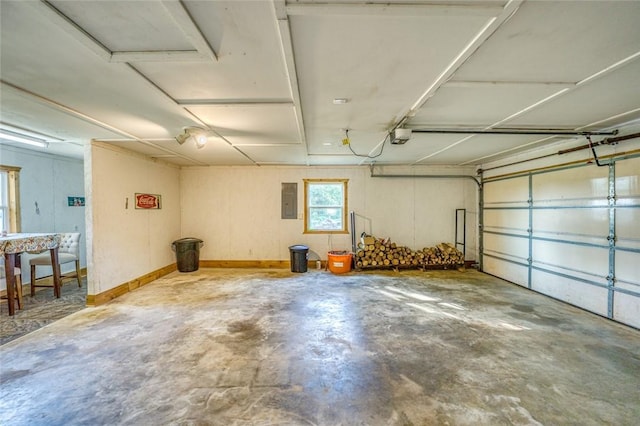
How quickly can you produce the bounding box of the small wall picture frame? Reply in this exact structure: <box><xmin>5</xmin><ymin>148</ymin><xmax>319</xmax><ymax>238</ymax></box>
<box><xmin>68</xmin><ymin>196</ymin><xmax>85</xmax><ymax>207</ymax></box>
<box><xmin>135</xmin><ymin>193</ymin><xmax>162</xmax><ymax>209</ymax></box>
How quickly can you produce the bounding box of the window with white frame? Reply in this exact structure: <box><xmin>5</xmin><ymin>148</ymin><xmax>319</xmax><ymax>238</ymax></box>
<box><xmin>303</xmin><ymin>179</ymin><xmax>348</xmax><ymax>234</ymax></box>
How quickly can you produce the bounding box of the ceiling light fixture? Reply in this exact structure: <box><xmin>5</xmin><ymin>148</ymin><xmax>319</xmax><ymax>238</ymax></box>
<box><xmin>176</xmin><ymin>126</ymin><xmax>209</xmax><ymax>149</ymax></box>
<box><xmin>0</xmin><ymin>129</ymin><xmax>49</xmax><ymax>148</ymax></box>
<box><xmin>333</xmin><ymin>98</ymin><xmax>349</xmax><ymax>104</ymax></box>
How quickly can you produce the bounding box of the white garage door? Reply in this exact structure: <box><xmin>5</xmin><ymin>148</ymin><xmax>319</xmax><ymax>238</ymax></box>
<box><xmin>482</xmin><ymin>156</ymin><xmax>640</xmax><ymax>328</ymax></box>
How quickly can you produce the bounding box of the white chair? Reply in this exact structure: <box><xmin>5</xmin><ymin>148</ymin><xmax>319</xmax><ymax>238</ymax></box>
<box><xmin>1</xmin><ymin>263</ymin><xmax>23</xmax><ymax>311</ymax></box>
<box><xmin>30</xmin><ymin>232</ymin><xmax>82</xmax><ymax>296</ymax></box>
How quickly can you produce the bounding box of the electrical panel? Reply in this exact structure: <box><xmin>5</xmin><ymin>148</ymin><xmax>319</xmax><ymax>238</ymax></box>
<box><xmin>281</xmin><ymin>183</ymin><xmax>297</xmax><ymax>219</ymax></box>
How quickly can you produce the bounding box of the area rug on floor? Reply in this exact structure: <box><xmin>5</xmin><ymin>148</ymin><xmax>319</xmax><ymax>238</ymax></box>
<box><xmin>0</xmin><ymin>278</ymin><xmax>87</xmax><ymax>345</ymax></box>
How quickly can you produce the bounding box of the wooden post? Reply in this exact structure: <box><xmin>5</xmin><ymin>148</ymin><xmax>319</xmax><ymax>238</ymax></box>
<box><xmin>4</xmin><ymin>253</ymin><xmax>17</xmax><ymax>315</ymax></box>
<box><xmin>49</xmin><ymin>247</ymin><xmax>62</xmax><ymax>298</ymax></box>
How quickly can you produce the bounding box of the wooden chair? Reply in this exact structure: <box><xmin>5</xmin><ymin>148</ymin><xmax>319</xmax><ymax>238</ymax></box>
<box><xmin>30</xmin><ymin>232</ymin><xmax>82</xmax><ymax>296</ymax></box>
<box><xmin>1</xmin><ymin>263</ymin><xmax>23</xmax><ymax>311</ymax></box>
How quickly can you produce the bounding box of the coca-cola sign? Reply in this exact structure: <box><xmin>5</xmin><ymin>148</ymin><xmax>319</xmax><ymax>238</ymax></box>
<box><xmin>135</xmin><ymin>193</ymin><xmax>161</xmax><ymax>209</ymax></box>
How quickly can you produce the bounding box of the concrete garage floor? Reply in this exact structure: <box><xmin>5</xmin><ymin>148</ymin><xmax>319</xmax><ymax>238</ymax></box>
<box><xmin>1</xmin><ymin>268</ymin><xmax>639</xmax><ymax>425</ymax></box>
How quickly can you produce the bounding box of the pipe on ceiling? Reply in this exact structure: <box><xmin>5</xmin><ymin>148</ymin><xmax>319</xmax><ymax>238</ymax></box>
<box><xmin>479</xmin><ymin>131</ymin><xmax>640</xmax><ymax>173</ymax></box>
<box><xmin>408</xmin><ymin>128</ymin><xmax>618</xmax><ymax>136</ymax></box>
<box><xmin>369</xmin><ymin>165</ymin><xmax>481</xmax><ymax>187</ymax></box>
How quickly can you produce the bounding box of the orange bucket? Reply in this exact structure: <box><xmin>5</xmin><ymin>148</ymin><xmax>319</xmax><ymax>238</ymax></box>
<box><xmin>327</xmin><ymin>251</ymin><xmax>352</xmax><ymax>274</ymax></box>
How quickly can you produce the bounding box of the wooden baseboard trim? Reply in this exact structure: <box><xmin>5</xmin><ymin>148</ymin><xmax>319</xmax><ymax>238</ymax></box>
<box><xmin>198</xmin><ymin>260</ymin><xmax>326</xmax><ymax>269</ymax></box>
<box><xmin>199</xmin><ymin>260</ymin><xmax>326</xmax><ymax>269</ymax></box>
<box><xmin>85</xmin><ymin>259</ymin><xmax>331</xmax><ymax>306</ymax></box>
<box><xmin>199</xmin><ymin>260</ymin><xmax>290</xmax><ymax>269</ymax></box>
<box><xmin>86</xmin><ymin>263</ymin><xmax>177</xmax><ymax>306</ymax></box>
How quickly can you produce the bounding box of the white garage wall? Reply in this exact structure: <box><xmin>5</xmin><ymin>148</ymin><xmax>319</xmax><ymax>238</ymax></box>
<box><xmin>87</xmin><ymin>142</ymin><xmax>181</xmax><ymax>296</ymax></box>
<box><xmin>179</xmin><ymin>165</ymin><xmax>478</xmax><ymax>263</ymax></box>
<box><xmin>0</xmin><ymin>145</ymin><xmax>85</xmax><ymax>286</ymax></box>
<box><xmin>481</xmin><ymin>128</ymin><xmax>640</xmax><ymax>328</ymax></box>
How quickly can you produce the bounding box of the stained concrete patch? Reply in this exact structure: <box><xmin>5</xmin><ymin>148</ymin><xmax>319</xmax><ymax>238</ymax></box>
<box><xmin>0</xmin><ymin>268</ymin><xmax>639</xmax><ymax>425</ymax></box>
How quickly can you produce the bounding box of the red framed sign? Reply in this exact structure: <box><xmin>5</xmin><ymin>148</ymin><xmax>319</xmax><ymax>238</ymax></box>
<box><xmin>135</xmin><ymin>193</ymin><xmax>161</xmax><ymax>209</ymax></box>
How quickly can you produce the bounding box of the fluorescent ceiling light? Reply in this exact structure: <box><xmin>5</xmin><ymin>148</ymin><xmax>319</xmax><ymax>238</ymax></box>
<box><xmin>0</xmin><ymin>129</ymin><xmax>49</xmax><ymax>148</ymax></box>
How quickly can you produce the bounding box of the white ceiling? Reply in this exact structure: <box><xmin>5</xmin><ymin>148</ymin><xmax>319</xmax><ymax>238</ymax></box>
<box><xmin>1</xmin><ymin>0</ymin><xmax>639</xmax><ymax>166</ymax></box>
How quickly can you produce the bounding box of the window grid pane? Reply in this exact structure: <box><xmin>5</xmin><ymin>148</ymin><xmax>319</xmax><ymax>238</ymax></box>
<box><xmin>309</xmin><ymin>207</ymin><xmax>343</xmax><ymax>230</ymax></box>
<box><xmin>308</xmin><ymin>183</ymin><xmax>343</xmax><ymax>207</ymax></box>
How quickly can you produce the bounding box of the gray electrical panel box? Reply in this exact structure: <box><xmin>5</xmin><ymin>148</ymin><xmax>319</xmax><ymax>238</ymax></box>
<box><xmin>281</xmin><ymin>183</ymin><xmax>297</xmax><ymax>219</ymax></box>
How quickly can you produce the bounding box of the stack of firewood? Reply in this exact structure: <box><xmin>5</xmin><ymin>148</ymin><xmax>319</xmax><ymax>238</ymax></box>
<box><xmin>355</xmin><ymin>235</ymin><xmax>464</xmax><ymax>269</ymax></box>
<box><xmin>416</xmin><ymin>243</ymin><xmax>465</xmax><ymax>266</ymax></box>
<box><xmin>355</xmin><ymin>239</ymin><xmax>419</xmax><ymax>268</ymax></box>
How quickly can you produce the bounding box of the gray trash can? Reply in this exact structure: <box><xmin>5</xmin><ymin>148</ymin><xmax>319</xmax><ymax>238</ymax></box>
<box><xmin>289</xmin><ymin>245</ymin><xmax>309</xmax><ymax>273</ymax></box>
<box><xmin>172</xmin><ymin>238</ymin><xmax>203</xmax><ymax>272</ymax></box>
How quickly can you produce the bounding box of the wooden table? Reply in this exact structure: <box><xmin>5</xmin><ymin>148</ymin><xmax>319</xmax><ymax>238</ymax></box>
<box><xmin>1</xmin><ymin>233</ymin><xmax>61</xmax><ymax>316</ymax></box>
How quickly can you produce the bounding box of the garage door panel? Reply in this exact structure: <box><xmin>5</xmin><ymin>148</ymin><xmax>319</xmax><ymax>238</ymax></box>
<box><xmin>484</xmin><ymin>256</ymin><xmax>528</xmax><ymax>287</ymax></box>
<box><xmin>532</xmin><ymin>244</ymin><xmax>608</xmax><ymax>288</ymax></box>
<box><xmin>617</xmin><ymin>208</ymin><xmax>640</xmax><ymax>241</ymax></box>
<box><xmin>533</xmin><ymin>166</ymin><xmax>609</xmax><ymax>201</ymax></box>
<box><xmin>613</xmin><ymin>293</ymin><xmax>640</xmax><ymax>329</ymax></box>
<box><xmin>484</xmin><ymin>209</ymin><xmax>528</xmax><ymax>230</ymax></box>
<box><xmin>531</xmin><ymin>269</ymin><xmax>608</xmax><ymax>317</ymax></box>
<box><xmin>615</xmin><ymin>251</ymin><xmax>640</xmax><ymax>288</ymax></box>
<box><xmin>615</xmin><ymin>157</ymin><xmax>640</xmax><ymax>198</ymax></box>
<box><xmin>485</xmin><ymin>233</ymin><xmax>529</xmax><ymax>260</ymax></box>
<box><xmin>611</xmin><ymin>156</ymin><xmax>640</xmax><ymax>328</ymax></box>
<box><xmin>533</xmin><ymin>208</ymin><xmax>609</xmax><ymax>239</ymax></box>
<box><xmin>484</xmin><ymin>176</ymin><xmax>528</xmax><ymax>203</ymax></box>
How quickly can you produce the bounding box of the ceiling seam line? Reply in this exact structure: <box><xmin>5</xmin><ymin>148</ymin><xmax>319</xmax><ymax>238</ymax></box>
<box><xmin>491</xmin><ymin>50</ymin><xmax>640</xmax><ymax>129</ymax></box>
<box><xmin>388</xmin><ymin>0</ymin><xmax>632</xmax><ymax>168</ymax></box>
<box><xmin>458</xmin><ymin>136</ymin><xmax>559</xmax><ymax>166</ymax></box>
<box><xmin>576</xmin><ymin>108</ymin><xmax>640</xmax><ymax>131</ymax></box>
<box><xmin>30</xmin><ymin>0</ymin><xmax>112</xmax><ymax>61</ymax></box>
<box><xmin>180</xmin><ymin>108</ymin><xmax>259</xmax><ymax>166</ymax></box>
<box><xmin>175</xmin><ymin>100</ymin><xmax>294</xmax><ymax>107</ymax></box>
<box><xmin>274</xmin><ymin>0</ymin><xmax>309</xmax><ymax>165</ymax></box>
<box><xmin>576</xmin><ymin>50</ymin><xmax>640</xmax><ymax>87</ymax></box>
<box><xmin>277</xmin><ymin>19</ymin><xmax>309</xmax><ymax>161</ymax></box>
<box><xmin>125</xmin><ymin>63</ymin><xmax>260</xmax><ymax>165</ymax></box>
<box><xmin>34</xmin><ymin>0</ymin><xmax>217</xmax><ymax>66</ymax></box>
<box><xmin>401</xmin><ymin>0</ymin><xmax>524</xmax><ymax>125</ymax></box>
<box><xmin>285</xmin><ymin>3</ymin><xmax>503</xmax><ymax>17</ymax></box>
<box><xmin>126</xmin><ymin>64</ymin><xmax>259</xmax><ymax>165</ymax></box>
<box><xmin>373</xmin><ymin>0</ymin><xmax>523</xmax><ymax>166</ymax></box>
<box><xmin>412</xmin><ymin>135</ymin><xmax>476</xmax><ymax>165</ymax></box>
<box><xmin>373</xmin><ymin>4</ymin><xmax>515</xmax><ymax>165</ymax></box>
<box><xmin>160</xmin><ymin>0</ymin><xmax>218</xmax><ymax>61</ymax></box>
<box><xmin>109</xmin><ymin>51</ymin><xmax>208</xmax><ymax>63</ymax></box>
<box><xmin>32</xmin><ymin>0</ymin><xmax>229</xmax><ymax>164</ymax></box>
<box><xmin>0</xmin><ymin>80</ymin><xmax>207</xmax><ymax>166</ymax></box>
<box><xmin>125</xmin><ymin>64</ymin><xmax>180</xmax><ymax>104</ymax></box>
<box><xmin>486</xmin><ymin>89</ymin><xmax>571</xmax><ymax>128</ymax></box>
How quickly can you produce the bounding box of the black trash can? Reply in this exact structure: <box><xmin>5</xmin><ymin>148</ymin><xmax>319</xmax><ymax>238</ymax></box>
<box><xmin>172</xmin><ymin>238</ymin><xmax>203</xmax><ymax>272</ymax></box>
<box><xmin>289</xmin><ymin>245</ymin><xmax>309</xmax><ymax>273</ymax></box>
